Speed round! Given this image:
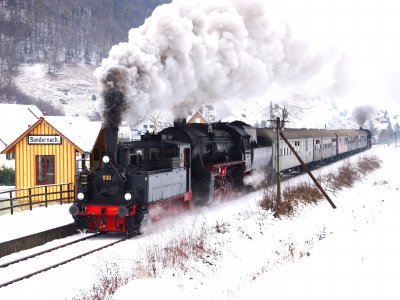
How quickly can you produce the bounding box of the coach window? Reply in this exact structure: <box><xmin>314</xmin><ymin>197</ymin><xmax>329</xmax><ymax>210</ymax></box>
<box><xmin>36</xmin><ymin>155</ymin><xmax>55</xmax><ymax>185</ymax></box>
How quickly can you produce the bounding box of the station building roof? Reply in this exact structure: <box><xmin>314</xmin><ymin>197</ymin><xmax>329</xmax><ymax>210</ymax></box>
<box><xmin>0</xmin><ymin>103</ymin><xmax>43</xmax><ymax>146</ymax></box>
<box><xmin>1</xmin><ymin>116</ymin><xmax>102</xmax><ymax>155</ymax></box>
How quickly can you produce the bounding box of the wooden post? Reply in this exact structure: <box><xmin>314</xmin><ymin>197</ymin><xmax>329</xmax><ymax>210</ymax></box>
<box><xmin>28</xmin><ymin>188</ymin><xmax>32</xmax><ymax>211</ymax></box>
<box><xmin>9</xmin><ymin>191</ymin><xmax>13</xmax><ymax>215</ymax></box>
<box><xmin>59</xmin><ymin>184</ymin><xmax>63</xmax><ymax>205</ymax></box>
<box><xmin>45</xmin><ymin>185</ymin><xmax>48</xmax><ymax>207</ymax></box>
<box><xmin>68</xmin><ymin>183</ymin><xmax>72</xmax><ymax>203</ymax></box>
<box><xmin>276</xmin><ymin>117</ymin><xmax>281</xmax><ymax>206</ymax></box>
<box><xmin>279</xmin><ymin>131</ymin><xmax>337</xmax><ymax>209</ymax></box>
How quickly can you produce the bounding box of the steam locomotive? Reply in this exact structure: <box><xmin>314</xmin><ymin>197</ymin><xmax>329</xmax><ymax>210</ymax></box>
<box><xmin>69</xmin><ymin>119</ymin><xmax>371</xmax><ymax>235</ymax></box>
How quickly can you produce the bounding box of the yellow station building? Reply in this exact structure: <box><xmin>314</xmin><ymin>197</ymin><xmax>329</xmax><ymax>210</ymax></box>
<box><xmin>1</xmin><ymin>116</ymin><xmax>101</xmax><ymax>204</ymax></box>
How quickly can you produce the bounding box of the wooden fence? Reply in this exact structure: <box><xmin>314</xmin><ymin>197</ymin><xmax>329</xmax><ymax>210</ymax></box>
<box><xmin>0</xmin><ymin>183</ymin><xmax>74</xmax><ymax>215</ymax></box>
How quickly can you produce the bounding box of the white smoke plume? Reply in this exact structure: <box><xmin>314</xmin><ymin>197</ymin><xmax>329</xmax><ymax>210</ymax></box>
<box><xmin>243</xmin><ymin>169</ymin><xmax>266</xmax><ymax>189</ymax></box>
<box><xmin>327</xmin><ymin>55</ymin><xmax>353</xmax><ymax>98</ymax></box>
<box><xmin>95</xmin><ymin>0</ymin><xmax>322</xmax><ymax>127</ymax></box>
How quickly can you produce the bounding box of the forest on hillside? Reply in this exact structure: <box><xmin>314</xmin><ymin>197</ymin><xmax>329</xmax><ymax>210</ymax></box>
<box><xmin>0</xmin><ymin>0</ymin><xmax>169</xmax><ymax>90</ymax></box>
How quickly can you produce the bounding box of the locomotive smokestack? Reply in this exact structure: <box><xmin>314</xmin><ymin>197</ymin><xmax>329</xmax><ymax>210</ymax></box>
<box><xmin>100</xmin><ymin>86</ymin><xmax>126</xmax><ymax>164</ymax></box>
<box><xmin>103</xmin><ymin>126</ymin><xmax>119</xmax><ymax>163</ymax></box>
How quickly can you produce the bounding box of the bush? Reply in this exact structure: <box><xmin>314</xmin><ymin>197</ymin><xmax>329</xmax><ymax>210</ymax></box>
<box><xmin>356</xmin><ymin>155</ymin><xmax>381</xmax><ymax>174</ymax></box>
<box><xmin>260</xmin><ymin>182</ymin><xmax>323</xmax><ymax>218</ymax></box>
<box><xmin>259</xmin><ymin>187</ymin><xmax>276</xmax><ymax>211</ymax></box>
<box><xmin>73</xmin><ymin>224</ymin><xmax>215</xmax><ymax>299</ymax></box>
<box><xmin>260</xmin><ymin>154</ymin><xmax>382</xmax><ymax>218</ymax></box>
<box><xmin>283</xmin><ymin>182</ymin><xmax>323</xmax><ymax>205</ymax></box>
<box><xmin>0</xmin><ymin>165</ymin><xmax>15</xmax><ymax>186</ymax></box>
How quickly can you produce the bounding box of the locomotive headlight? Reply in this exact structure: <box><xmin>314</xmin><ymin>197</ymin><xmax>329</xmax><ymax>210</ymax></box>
<box><xmin>77</xmin><ymin>192</ymin><xmax>85</xmax><ymax>201</ymax></box>
<box><xmin>102</xmin><ymin>155</ymin><xmax>110</xmax><ymax>164</ymax></box>
<box><xmin>124</xmin><ymin>192</ymin><xmax>132</xmax><ymax>201</ymax></box>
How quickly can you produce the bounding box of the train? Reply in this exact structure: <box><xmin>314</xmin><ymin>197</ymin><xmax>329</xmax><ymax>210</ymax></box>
<box><xmin>69</xmin><ymin>119</ymin><xmax>371</xmax><ymax>235</ymax></box>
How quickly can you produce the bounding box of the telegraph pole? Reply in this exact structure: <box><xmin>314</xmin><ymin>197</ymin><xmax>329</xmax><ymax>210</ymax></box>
<box><xmin>269</xmin><ymin>116</ymin><xmax>286</xmax><ymax>206</ymax></box>
<box><xmin>276</xmin><ymin>117</ymin><xmax>281</xmax><ymax>205</ymax></box>
<box><xmin>269</xmin><ymin>116</ymin><xmax>336</xmax><ymax>210</ymax></box>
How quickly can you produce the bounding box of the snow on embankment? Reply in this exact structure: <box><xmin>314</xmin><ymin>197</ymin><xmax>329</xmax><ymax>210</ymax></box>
<box><xmin>111</xmin><ymin>145</ymin><xmax>400</xmax><ymax>299</ymax></box>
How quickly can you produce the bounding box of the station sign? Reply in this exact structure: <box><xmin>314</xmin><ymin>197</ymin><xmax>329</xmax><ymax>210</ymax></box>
<box><xmin>28</xmin><ymin>135</ymin><xmax>62</xmax><ymax>145</ymax></box>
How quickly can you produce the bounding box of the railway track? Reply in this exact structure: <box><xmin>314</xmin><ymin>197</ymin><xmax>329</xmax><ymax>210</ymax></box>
<box><xmin>0</xmin><ymin>233</ymin><xmax>101</xmax><ymax>269</ymax></box>
<box><xmin>0</xmin><ymin>234</ymin><xmax>130</xmax><ymax>288</ymax></box>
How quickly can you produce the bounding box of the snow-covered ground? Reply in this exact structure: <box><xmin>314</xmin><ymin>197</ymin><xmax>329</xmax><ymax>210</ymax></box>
<box><xmin>0</xmin><ymin>144</ymin><xmax>399</xmax><ymax>299</ymax></box>
<box><xmin>0</xmin><ymin>205</ymin><xmax>72</xmax><ymax>243</ymax></box>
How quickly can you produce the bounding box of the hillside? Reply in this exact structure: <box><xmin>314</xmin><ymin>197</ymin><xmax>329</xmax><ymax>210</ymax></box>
<box><xmin>13</xmin><ymin>63</ymin><xmax>356</xmax><ymax>126</ymax></box>
<box><xmin>14</xmin><ymin>63</ymin><xmax>99</xmax><ymax>119</ymax></box>
<box><xmin>0</xmin><ymin>0</ymin><xmax>170</xmax><ymax>91</ymax></box>
<box><xmin>11</xmin><ymin>62</ymin><xmax>399</xmax><ymax>145</ymax></box>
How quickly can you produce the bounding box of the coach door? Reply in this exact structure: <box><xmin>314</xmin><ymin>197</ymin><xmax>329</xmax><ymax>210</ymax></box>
<box><xmin>305</xmin><ymin>138</ymin><xmax>313</xmax><ymax>163</ymax></box>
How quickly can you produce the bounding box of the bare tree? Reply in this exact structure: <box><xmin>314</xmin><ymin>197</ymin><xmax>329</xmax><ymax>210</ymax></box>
<box><xmin>266</xmin><ymin>93</ymin><xmax>312</xmax><ymax>127</ymax></box>
<box><xmin>146</xmin><ymin>111</ymin><xmax>173</xmax><ymax>133</ymax></box>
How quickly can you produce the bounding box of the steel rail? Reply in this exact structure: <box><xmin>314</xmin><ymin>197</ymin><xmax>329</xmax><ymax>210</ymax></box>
<box><xmin>0</xmin><ymin>233</ymin><xmax>102</xmax><ymax>268</ymax></box>
<box><xmin>0</xmin><ymin>236</ymin><xmax>128</xmax><ymax>288</ymax></box>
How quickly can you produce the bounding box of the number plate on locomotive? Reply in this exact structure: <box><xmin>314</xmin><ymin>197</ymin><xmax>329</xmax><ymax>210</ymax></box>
<box><xmin>102</xmin><ymin>175</ymin><xmax>112</xmax><ymax>181</ymax></box>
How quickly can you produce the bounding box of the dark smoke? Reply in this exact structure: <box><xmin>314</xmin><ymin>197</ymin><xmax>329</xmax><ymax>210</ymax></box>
<box><xmin>100</xmin><ymin>67</ymin><xmax>129</xmax><ymax>128</ymax></box>
<box><xmin>102</xmin><ymin>88</ymin><xmax>127</xmax><ymax>129</ymax></box>
<box><xmin>352</xmin><ymin>106</ymin><xmax>375</xmax><ymax>127</ymax></box>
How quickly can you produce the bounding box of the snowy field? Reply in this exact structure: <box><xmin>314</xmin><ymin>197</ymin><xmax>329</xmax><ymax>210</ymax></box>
<box><xmin>0</xmin><ymin>144</ymin><xmax>399</xmax><ymax>299</ymax></box>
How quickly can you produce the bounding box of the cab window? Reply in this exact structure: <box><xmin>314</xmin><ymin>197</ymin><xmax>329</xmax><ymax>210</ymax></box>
<box><xmin>166</xmin><ymin>146</ymin><xmax>178</xmax><ymax>157</ymax></box>
<box><xmin>149</xmin><ymin>148</ymin><xmax>160</xmax><ymax>161</ymax></box>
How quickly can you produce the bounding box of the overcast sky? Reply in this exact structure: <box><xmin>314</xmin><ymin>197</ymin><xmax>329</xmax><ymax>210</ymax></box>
<box><xmin>264</xmin><ymin>0</ymin><xmax>400</xmax><ymax>109</ymax></box>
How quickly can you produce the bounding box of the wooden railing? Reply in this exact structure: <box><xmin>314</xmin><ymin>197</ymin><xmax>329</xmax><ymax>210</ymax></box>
<box><xmin>0</xmin><ymin>183</ymin><xmax>74</xmax><ymax>215</ymax></box>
